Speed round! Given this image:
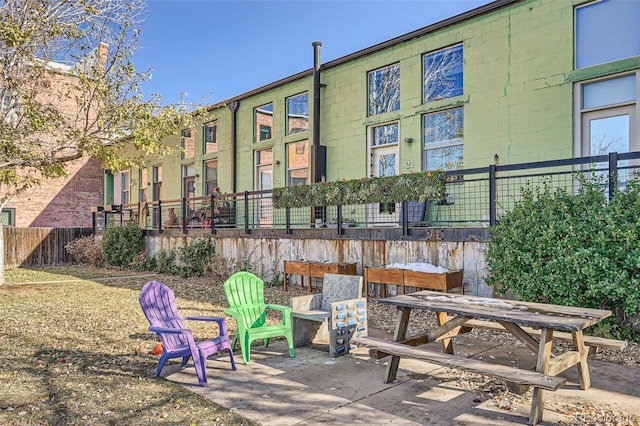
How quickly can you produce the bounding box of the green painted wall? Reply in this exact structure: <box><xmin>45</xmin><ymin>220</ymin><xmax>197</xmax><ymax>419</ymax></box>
<box><xmin>134</xmin><ymin>0</ymin><xmax>632</xmax><ymax>201</ymax></box>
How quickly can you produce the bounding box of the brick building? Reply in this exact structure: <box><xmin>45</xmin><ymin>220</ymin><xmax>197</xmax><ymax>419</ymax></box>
<box><xmin>3</xmin><ymin>46</ymin><xmax>107</xmax><ymax>228</ymax></box>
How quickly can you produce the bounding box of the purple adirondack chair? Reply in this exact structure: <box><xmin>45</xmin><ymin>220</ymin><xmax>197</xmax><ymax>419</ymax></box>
<box><xmin>139</xmin><ymin>280</ymin><xmax>236</xmax><ymax>386</ymax></box>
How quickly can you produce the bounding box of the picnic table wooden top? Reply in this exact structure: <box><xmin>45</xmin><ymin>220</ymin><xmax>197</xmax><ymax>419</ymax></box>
<box><xmin>378</xmin><ymin>290</ymin><xmax>611</xmax><ymax>332</ymax></box>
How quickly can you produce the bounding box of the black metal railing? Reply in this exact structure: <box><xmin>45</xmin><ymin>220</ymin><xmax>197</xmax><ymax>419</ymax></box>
<box><xmin>91</xmin><ymin>151</ymin><xmax>640</xmax><ymax>236</ymax></box>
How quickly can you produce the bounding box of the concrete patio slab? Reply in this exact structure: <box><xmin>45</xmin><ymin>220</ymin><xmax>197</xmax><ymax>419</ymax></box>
<box><xmin>164</xmin><ymin>331</ymin><xmax>640</xmax><ymax>425</ymax></box>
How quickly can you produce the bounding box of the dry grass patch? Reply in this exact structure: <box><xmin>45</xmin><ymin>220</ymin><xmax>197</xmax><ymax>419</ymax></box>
<box><xmin>0</xmin><ymin>267</ymin><xmax>261</xmax><ymax>426</ymax></box>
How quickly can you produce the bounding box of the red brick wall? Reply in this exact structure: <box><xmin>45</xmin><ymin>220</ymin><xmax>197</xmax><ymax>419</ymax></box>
<box><xmin>6</xmin><ymin>156</ymin><xmax>104</xmax><ymax>227</ymax></box>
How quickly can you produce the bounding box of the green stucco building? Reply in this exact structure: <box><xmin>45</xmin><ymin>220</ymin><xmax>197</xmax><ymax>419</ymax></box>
<box><xmin>110</xmin><ymin>0</ymin><xmax>639</xmax><ymax>227</ymax></box>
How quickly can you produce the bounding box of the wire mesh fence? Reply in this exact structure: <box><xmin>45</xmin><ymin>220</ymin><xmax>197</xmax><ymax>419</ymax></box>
<box><xmin>92</xmin><ymin>151</ymin><xmax>640</xmax><ymax>235</ymax></box>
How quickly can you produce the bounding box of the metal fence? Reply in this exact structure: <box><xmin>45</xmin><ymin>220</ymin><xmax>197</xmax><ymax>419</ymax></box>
<box><xmin>92</xmin><ymin>151</ymin><xmax>640</xmax><ymax>235</ymax></box>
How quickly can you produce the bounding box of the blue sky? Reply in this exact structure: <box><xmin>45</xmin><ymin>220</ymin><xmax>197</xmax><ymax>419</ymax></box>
<box><xmin>134</xmin><ymin>0</ymin><xmax>492</xmax><ymax>106</ymax></box>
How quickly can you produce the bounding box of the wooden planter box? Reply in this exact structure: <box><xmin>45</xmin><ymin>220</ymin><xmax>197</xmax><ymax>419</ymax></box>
<box><xmin>364</xmin><ymin>267</ymin><xmax>464</xmax><ymax>298</ymax></box>
<box><xmin>284</xmin><ymin>260</ymin><xmax>357</xmax><ymax>293</ymax></box>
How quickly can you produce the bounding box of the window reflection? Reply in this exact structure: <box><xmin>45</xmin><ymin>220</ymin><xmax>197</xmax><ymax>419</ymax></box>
<box><xmin>368</xmin><ymin>64</ymin><xmax>400</xmax><ymax>116</ymax></box>
<box><xmin>423</xmin><ymin>44</ymin><xmax>463</xmax><ymax>103</ymax></box>
<box><xmin>576</xmin><ymin>0</ymin><xmax>640</xmax><ymax>69</ymax></box>
<box><xmin>255</xmin><ymin>103</ymin><xmax>273</xmax><ymax>142</ymax></box>
<box><xmin>204</xmin><ymin>122</ymin><xmax>218</xmax><ymax>153</ymax></box>
<box><xmin>372</xmin><ymin>123</ymin><xmax>399</xmax><ymax>146</ymax></box>
<box><xmin>287</xmin><ymin>93</ymin><xmax>309</xmax><ymax>135</ymax></box>
<box><xmin>423</xmin><ymin>108</ymin><xmax>464</xmax><ymax>170</ymax></box>
<box><xmin>287</xmin><ymin>141</ymin><xmax>309</xmax><ymax>186</ymax></box>
<box><xmin>181</xmin><ymin>129</ymin><xmax>194</xmax><ymax>158</ymax></box>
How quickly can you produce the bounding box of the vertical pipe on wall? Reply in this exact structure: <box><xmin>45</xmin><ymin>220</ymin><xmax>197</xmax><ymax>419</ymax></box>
<box><xmin>228</xmin><ymin>101</ymin><xmax>239</xmax><ymax>193</ymax></box>
<box><xmin>311</xmin><ymin>41</ymin><xmax>324</xmax><ymax>184</ymax></box>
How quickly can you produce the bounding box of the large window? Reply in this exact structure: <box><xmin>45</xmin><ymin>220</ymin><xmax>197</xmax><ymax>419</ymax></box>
<box><xmin>255</xmin><ymin>103</ymin><xmax>273</xmax><ymax>142</ymax></box>
<box><xmin>423</xmin><ymin>44</ymin><xmax>463</xmax><ymax>103</ymax></box>
<box><xmin>368</xmin><ymin>64</ymin><xmax>400</xmax><ymax>116</ymax></box>
<box><xmin>181</xmin><ymin>129</ymin><xmax>194</xmax><ymax>159</ymax></box>
<box><xmin>183</xmin><ymin>164</ymin><xmax>196</xmax><ymax>199</ymax></box>
<box><xmin>152</xmin><ymin>165</ymin><xmax>162</xmax><ymax>227</ymax></box>
<box><xmin>287</xmin><ymin>141</ymin><xmax>309</xmax><ymax>186</ymax></box>
<box><xmin>120</xmin><ymin>171</ymin><xmax>130</xmax><ymax>205</ymax></box>
<box><xmin>423</xmin><ymin>108</ymin><xmax>464</xmax><ymax>171</ymax></box>
<box><xmin>204</xmin><ymin>160</ymin><xmax>218</xmax><ymax>195</ymax></box>
<box><xmin>577</xmin><ymin>73</ymin><xmax>637</xmax><ymax>169</ymax></box>
<box><xmin>286</xmin><ymin>92</ymin><xmax>309</xmax><ymax>135</ymax></box>
<box><xmin>576</xmin><ymin>0</ymin><xmax>640</xmax><ymax>70</ymax></box>
<box><xmin>152</xmin><ymin>165</ymin><xmax>162</xmax><ymax>201</ymax></box>
<box><xmin>203</xmin><ymin>122</ymin><xmax>218</xmax><ymax>154</ymax></box>
<box><xmin>139</xmin><ymin>168</ymin><xmax>148</xmax><ymax>202</ymax></box>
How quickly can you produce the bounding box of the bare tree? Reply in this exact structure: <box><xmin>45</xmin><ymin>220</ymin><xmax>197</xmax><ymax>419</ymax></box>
<box><xmin>368</xmin><ymin>64</ymin><xmax>400</xmax><ymax>115</ymax></box>
<box><xmin>0</xmin><ymin>0</ymin><xmax>196</xmax><ymax>284</ymax></box>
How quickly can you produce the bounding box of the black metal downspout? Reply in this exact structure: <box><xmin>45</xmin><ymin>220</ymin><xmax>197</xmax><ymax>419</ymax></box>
<box><xmin>228</xmin><ymin>101</ymin><xmax>239</xmax><ymax>193</ymax></box>
<box><xmin>311</xmin><ymin>42</ymin><xmax>327</xmax><ymax>224</ymax></box>
<box><xmin>311</xmin><ymin>41</ymin><xmax>325</xmax><ymax>184</ymax></box>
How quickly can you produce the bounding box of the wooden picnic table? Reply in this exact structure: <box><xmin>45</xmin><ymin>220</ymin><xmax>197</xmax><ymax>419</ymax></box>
<box><xmin>360</xmin><ymin>290</ymin><xmax>613</xmax><ymax>425</ymax></box>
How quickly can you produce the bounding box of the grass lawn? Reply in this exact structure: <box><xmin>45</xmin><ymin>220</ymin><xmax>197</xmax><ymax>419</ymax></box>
<box><xmin>0</xmin><ymin>266</ymin><xmax>260</xmax><ymax>426</ymax></box>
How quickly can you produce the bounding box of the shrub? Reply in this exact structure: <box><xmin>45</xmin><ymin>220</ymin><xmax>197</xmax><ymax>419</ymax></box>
<box><xmin>177</xmin><ymin>237</ymin><xmax>216</xmax><ymax>277</ymax></box>
<box><xmin>204</xmin><ymin>252</ymin><xmax>237</xmax><ymax>285</ymax></box>
<box><xmin>102</xmin><ymin>225</ymin><xmax>144</xmax><ymax>268</ymax></box>
<box><xmin>65</xmin><ymin>235</ymin><xmax>104</xmax><ymax>267</ymax></box>
<box><xmin>131</xmin><ymin>252</ymin><xmax>156</xmax><ymax>272</ymax></box>
<box><xmin>155</xmin><ymin>249</ymin><xmax>178</xmax><ymax>275</ymax></box>
<box><xmin>485</xmin><ymin>175</ymin><xmax>640</xmax><ymax>340</ymax></box>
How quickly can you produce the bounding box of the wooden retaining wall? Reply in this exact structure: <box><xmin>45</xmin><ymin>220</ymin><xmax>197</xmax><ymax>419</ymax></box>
<box><xmin>4</xmin><ymin>227</ymin><xmax>93</xmax><ymax>269</ymax></box>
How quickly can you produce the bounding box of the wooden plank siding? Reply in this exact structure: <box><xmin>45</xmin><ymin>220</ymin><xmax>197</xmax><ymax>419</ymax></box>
<box><xmin>4</xmin><ymin>227</ymin><xmax>93</xmax><ymax>268</ymax></box>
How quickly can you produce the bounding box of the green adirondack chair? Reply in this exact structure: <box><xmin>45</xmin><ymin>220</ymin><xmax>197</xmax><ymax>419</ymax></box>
<box><xmin>223</xmin><ymin>271</ymin><xmax>295</xmax><ymax>364</ymax></box>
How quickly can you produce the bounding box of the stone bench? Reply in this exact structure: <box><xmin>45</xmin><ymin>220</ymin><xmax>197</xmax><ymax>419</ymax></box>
<box><xmin>291</xmin><ymin>273</ymin><xmax>367</xmax><ymax>357</ymax></box>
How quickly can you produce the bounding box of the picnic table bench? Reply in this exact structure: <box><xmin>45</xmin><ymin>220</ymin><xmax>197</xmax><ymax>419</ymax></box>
<box><xmin>354</xmin><ymin>291</ymin><xmax>618</xmax><ymax>425</ymax></box>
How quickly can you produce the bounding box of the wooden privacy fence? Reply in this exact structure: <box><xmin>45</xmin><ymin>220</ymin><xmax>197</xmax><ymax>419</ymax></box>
<box><xmin>4</xmin><ymin>227</ymin><xmax>93</xmax><ymax>269</ymax></box>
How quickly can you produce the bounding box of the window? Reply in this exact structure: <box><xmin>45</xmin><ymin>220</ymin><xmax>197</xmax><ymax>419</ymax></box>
<box><xmin>152</xmin><ymin>165</ymin><xmax>162</xmax><ymax>201</ymax></box>
<box><xmin>120</xmin><ymin>171</ymin><xmax>130</xmax><ymax>205</ymax></box>
<box><xmin>372</xmin><ymin>122</ymin><xmax>399</xmax><ymax>146</ymax></box>
<box><xmin>183</xmin><ymin>164</ymin><xmax>196</xmax><ymax>199</ymax></box>
<box><xmin>256</xmin><ymin>149</ymin><xmax>273</xmax><ymax>165</ymax></box>
<box><xmin>287</xmin><ymin>141</ymin><xmax>309</xmax><ymax>186</ymax></box>
<box><xmin>423</xmin><ymin>108</ymin><xmax>464</xmax><ymax>171</ymax></box>
<box><xmin>259</xmin><ymin>125</ymin><xmax>271</xmax><ymax>141</ymax></box>
<box><xmin>181</xmin><ymin>129</ymin><xmax>195</xmax><ymax>158</ymax></box>
<box><xmin>139</xmin><ymin>168</ymin><xmax>148</xmax><ymax>202</ymax></box>
<box><xmin>204</xmin><ymin>160</ymin><xmax>218</xmax><ymax>195</ymax></box>
<box><xmin>152</xmin><ymin>166</ymin><xmax>162</xmax><ymax>227</ymax></box>
<box><xmin>1</xmin><ymin>208</ymin><xmax>15</xmax><ymax>226</ymax></box>
<box><xmin>576</xmin><ymin>0</ymin><xmax>640</xmax><ymax>70</ymax></box>
<box><xmin>423</xmin><ymin>44</ymin><xmax>463</xmax><ymax>103</ymax></box>
<box><xmin>286</xmin><ymin>92</ymin><xmax>309</xmax><ymax>135</ymax></box>
<box><xmin>368</xmin><ymin>64</ymin><xmax>400</xmax><ymax>116</ymax></box>
<box><xmin>255</xmin><ymin>103</ymin><xmax>273</xmax><ymax>142</ymax></box>
<box><xmin>577</xmin><ymin>73</ymin><xmax>638</xmax><ymax>175</ymax></box>
<box><xmin>203</xmin><ymin>122</ymin><xmax>218</xmax><ymax>154</ymax></box>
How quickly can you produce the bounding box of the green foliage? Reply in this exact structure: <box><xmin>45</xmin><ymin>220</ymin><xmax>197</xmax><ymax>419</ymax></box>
<box><xmin>176</xmin><ymin>237</ymin><xmax>216</xmax><ymax>277</ymax></box>
<box><xmin>0</xmin><ymin>0</ymin><xmax>200</xmax><ymax>204</ymax></box>
<box><xmin>101</xmin><ymin>225</ymin><xmax>144</xmax><ymax>268</ymax></box>
<box><xmin>272</xmin><ymin>172</ymin><xmax>445</xmax><ymax>208</ymax></box>
<box><xmin>64</xmin><ymin>235</ymin><xmax>104</xmax><ymax>267</ymax></box>
<box><xmin>130</xmin><ymin>252</ymin><xmax>156</xmax><ymax>272</ymax></box>
<box><xmin>155</xmin><ymin>249</ymin><xmax>178</xmax><ymax>275</ymax></box>
<box><xmin>486</xmin><ymin>175</ymin><xmax>640</xmax><ymax>340</ymax></box>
